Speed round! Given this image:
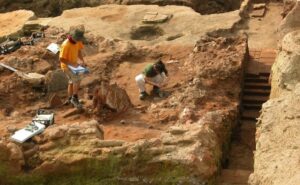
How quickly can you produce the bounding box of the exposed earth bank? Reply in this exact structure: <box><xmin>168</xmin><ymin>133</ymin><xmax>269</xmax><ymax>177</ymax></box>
<box><xmin>249</xmin><ymin>1</ymin><xmax>300</xmax><ymax>184</ymax></box>
<box><xmin>0</xmin><ymin>0</ymin><xmax>243</xmax><ymax>17</ymax></box>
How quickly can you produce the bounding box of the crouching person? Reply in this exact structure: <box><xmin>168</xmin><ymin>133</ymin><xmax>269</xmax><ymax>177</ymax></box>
<box><xmin>135</xmin><ymin>60</ymin><xmax>168</xmax><ymax>100</ymax></box>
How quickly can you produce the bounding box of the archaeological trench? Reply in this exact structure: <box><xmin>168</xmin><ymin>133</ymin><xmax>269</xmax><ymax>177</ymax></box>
<box><xmin>0</xmin><ymin>0</ymin><xmax>299</xmax><ymax>185</ymax></box>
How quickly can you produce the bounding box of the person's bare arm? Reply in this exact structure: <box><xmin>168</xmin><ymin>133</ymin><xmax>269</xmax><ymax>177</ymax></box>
<box><xmin>144</xmin><ymin>77</ymin><xmax>161</xmax><ymax>87</ymax></box>
<box><xmin>59</xmin><ymin>58</ymin><xmax>78</xmax><ymax>67</ymax></box>
<box><xmin>78</xmin><ymin>50</ymin><xmax>86</xmax><ymax>66</ymax></box>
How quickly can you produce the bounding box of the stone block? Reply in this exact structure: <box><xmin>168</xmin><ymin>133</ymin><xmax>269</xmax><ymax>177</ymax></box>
<box><xmin>142</xmin><ymin>12</ymin><xmax>172</xmax><ymax>24</ymax></box>
<box><xmin>48</xmin><ymin>94</ymin><xmax>63</xmax><ymax>108</ymax></box>
<box><xmin>95</xmin><ymin>140</ymin><xmax>124</xmax><ymax>148</ymax></box>
<box><xmin>45</xmin><ymin>69</ymin><xmax>68</xmax><ymax>92</ymax></box>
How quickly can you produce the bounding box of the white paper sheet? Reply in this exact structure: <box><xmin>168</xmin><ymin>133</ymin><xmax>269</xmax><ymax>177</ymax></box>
<box><xmin>47</xmin><ymin>43</ymin><xmax>60</xmax><ymax>54</ymax></box>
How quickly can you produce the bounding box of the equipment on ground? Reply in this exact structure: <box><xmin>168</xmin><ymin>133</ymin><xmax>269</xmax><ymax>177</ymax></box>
<box><xmin>10</xmin><ymin>109</ymin><xmax>55</xmax><ymax>143</ymax></box>
<box><xmin>32</xmin><ymin>109</ymin><xmax>55</xmax><ymax>127</ymax></box>
<box><xmin>10</xmin><ymin>122</ymin><xmax>45</xmax><ymax>143</ymax></box>
<box><xmin>0</xmin><ymin>63</ymin><xmax>45</xmax><ymax>87</ymax></box>
<box><xmin>0</xmin><ymin>39</ymin><xmax>21</xmax><ymax>55</ymax></box>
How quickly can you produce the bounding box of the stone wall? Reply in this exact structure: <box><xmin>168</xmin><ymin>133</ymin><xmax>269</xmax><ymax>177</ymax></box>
<box><xmin>0</xmin><ymin>109</ymin><xmax>238</xmax><ymax>184</ymax></box>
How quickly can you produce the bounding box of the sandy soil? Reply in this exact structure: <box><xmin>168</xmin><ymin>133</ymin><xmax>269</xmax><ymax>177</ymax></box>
<box><xmin>245</xmin><ymin>2</ymin><xmax>283</xmax><ymax>49</ymax></box>
<box><xmin>0</xmin><ymin>10</ymin><xmax>34</xmax><ymax>38</ymax></box>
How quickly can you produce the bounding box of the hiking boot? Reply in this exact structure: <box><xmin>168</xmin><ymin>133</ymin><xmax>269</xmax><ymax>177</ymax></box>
<box><xmin>139</xmin><ymin>91</ymin><xmax>149</xmax><ymax>100</ymax></box>
<box><xmin>63</xmin><ymin>97</ymin><xmax>72</xmax><ymax>105</ymax></box>
<box><xmin>151</xmin><ymin>86</ymin><xmax>165</xmax><ymax>98</ymax></box>
<box><xmin>70</xmin><ymin>96</ymin><xmax>82</xmax><ymax>109</ymax></box>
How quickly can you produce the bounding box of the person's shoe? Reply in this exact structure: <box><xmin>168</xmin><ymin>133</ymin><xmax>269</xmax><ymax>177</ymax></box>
<box><xmin>139</xmin><ymin>91</ymin><xmax>149</xmax><ymax>100</ymax></box>
<box><xmin>151</xmin><ymin>86</ymin><xmax>160</xmax><ymax>96</ymax></box>
<box><xmin>70</xmin><ymin>96</ymin><xmax>82</xmax><ymax>109</ymax></box>
<box><xmin>151</xmin><ymin>86</ymin><xmax>165</xmax><ymax>98</ymax></box>
<box><xmin>63</xmin><ymin>97</ymin><xmax>72</xmax><ymax>105</ymax></box>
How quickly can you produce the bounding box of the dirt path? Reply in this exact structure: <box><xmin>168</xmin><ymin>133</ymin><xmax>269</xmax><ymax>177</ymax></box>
<box><xmin>245</xmin><ymin>2</ymin><xmax>283</xmax><ymax>49</ymax></box>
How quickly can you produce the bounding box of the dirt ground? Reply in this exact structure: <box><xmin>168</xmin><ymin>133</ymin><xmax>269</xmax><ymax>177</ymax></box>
<box><xmin>0</xmin><ymin>22</ymin><xmax>245</xmax><ymax>144</ymax></box>
<box><xmin>0</xmin><ymin>25</ymin><xmax>194</xmax><ymax>142</ymax></box>
<box><xmin>245</xmin><ymin>2</ymin><xmax>283</xmax><ymax>49</ymax></box>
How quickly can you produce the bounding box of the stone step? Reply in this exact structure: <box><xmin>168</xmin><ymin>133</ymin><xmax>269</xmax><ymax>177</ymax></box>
<box><xmin>244</xmin><ymin>88</ymin><xmax>270</xmax><ymax>96</ymax></box>
<box><xmin>218</xmin><ymin>169</ymin><xmax>252</xmax><ymax>184</ymax></box>
<box><xmin>244</xmin><ymin>77</ymin><xmax>269</xmax><ymax>83</ymax></box>
<box><xmin>241</xmin><ymin>120</ymin><xmax>257</xmax><ymax>124</ymax></box>
<box><xmin>244</xmin><ymin>82</ymin><xmax>271</xmax><ymax>90</ymax></box>
<box><xmin>242</xmin><ymin>95</ymin><xmax>269</xmax><ymax>104</ymax></box>
<box><xmin>243</xmin><ymin>103</ymin><xmax>261</xmax><ymax>110</ymax></box>
<box><xmin>245</xmin><ymin>73</ymin><xmax>270</xmax><ymax>78</ymax></box>
<box><xmin>241</xmin><ymin>110</ymin><xmax>260</xmax><ymax>120</ymax></box>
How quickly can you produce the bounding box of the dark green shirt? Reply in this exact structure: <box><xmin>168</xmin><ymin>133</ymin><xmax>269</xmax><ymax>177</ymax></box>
<box><xmin>143</xmin><ymin>63</ymin><xmax>168</xmax><ymax>78</ymax></box>
<box><xmin>143</xmin><ymin>64</ymin><xmax>157</xmax><ymax>78</ymax></box>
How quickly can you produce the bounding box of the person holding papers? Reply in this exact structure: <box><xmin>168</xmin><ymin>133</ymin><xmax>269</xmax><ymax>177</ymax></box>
<box><xmin>59</xmin><ymin>26</ymin><xmax>86</xmax><ymax>108</ymax></box>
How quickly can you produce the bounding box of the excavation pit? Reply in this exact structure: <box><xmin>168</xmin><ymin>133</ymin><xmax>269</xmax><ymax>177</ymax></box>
<box><xmin>130</xmin><ymin>26</ymin><xmax>164</xmax><ymax>41</ymax></box>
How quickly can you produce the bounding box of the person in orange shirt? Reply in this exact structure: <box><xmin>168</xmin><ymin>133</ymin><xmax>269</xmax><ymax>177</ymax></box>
<box><xmin>59</xmin><ymin>28</ymin><xmax>86</xmax><ymax>107</ymax></box>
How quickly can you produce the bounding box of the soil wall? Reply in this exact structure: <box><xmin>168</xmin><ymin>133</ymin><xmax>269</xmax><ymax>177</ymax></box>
<box><xmin>250</xmin><ymin>6</ymin><xmax>300</xmax><ymax>185</ymax></box>
<box><xmin>0</xmin><ymin>0</ymin><xmax>243</xmax><ymax>17</ymax></box>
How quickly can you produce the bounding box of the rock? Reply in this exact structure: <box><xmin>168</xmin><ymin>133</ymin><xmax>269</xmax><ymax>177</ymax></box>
<box><xmin>146</xmin><ymin>146</ymin><xmax>176</xmax><ymax>155</ymax></box>
<box><xmin>80</xmin><ymin>75</ymin><xmax>99</xmax><ymax>88</ymax></box>
<box><xmin>142</xmin><ymin>12</ymin><xmax>172</xmax><ymax>24</ymax></box>
<box><xmin>0</xmin><ymin>10</ymin><xmax>35</xmax><ymax>40</ymax></box>
<box><xmin>95</xmin><ymin>140</ymin><xmax>124</xmax><ymax>148</ymax></box>
<box><xmin>23</xmin><ymin>18</ymin><xmax>51</xmax><ymax>34</ymax></box>
<box><xmin>279</xmin><ymin>0</ymin><xmax>300</xmax><ymax>36</ymax></box>
<box><xmin>93</xmin><ymin>82</ymin><xmax>132</xmax><ymax>114</ymax></box>
<box><xmin>23</xmin><ymin>146</ymin><xmax>39</xmax><ymax>159</ymax></box>
<box><xmin>270</xmin><ymin>31</ymin><xmax>300</xmax><ymax>98</ymax></box>
<box><xmin>21</xmin><ymin>72</ymin><xmax>45</xmax><ymax>87</ymax></box>
<box><xmin>6</xmin><ymin>142</ymin><xmax>24</xmax><ymax>164</ymax></box>
<box><xmin>44</xmin><ymin>69</ymin><xmax>68</xmax><ymax>92</ymax></box>
<box><xmin>168</xmin><ymin>126</ymin><xmax>188</xmax><ymax>135</ymax></box>
<box><xmin>44</xmin><ymin>127</ymin><xmax>66</xmax><ymax>140</ymax></box>
<box><xmin>281</xmin><ymin>0</ymin><xmax>296</xmax><ymax>18</ymax></box>
<box><xmin>32</xmin><ymin>135</ymin><xmax>46</xmax><ymax>144</ymax></box>
<box><xmin>62</xmin><ymin>108</ymin><xmax>81</xmax><ymax>118</ymax></box>
<box><xmin>250</xmin><ymin>88</ymin><xmax>300</xmax><ymax>185</ymax></box>
<box><xmin>34</xmin><ymin>59</ymin><xmax>52</xmax><ymax>74</ymax></box>
<box><xmin>253</xmin><ymin>3</ymin><xmax>266</xmax><ymax>10</ymax></box>
<box><xmin>179</xmin><ymin>107</ymin><xmax>194</xmax><ymax>123</ymax></box>
<box><xmin>48</xmin><ymin>94</ymin><xmax>63</xmax><ymax>108</ymax></box>
<box><xmin>39</xmin><ymin>141</ymin><xmax>56</xmax><ymax>151</ymax></box>
<box><xmin>6</xmin><ymin>126</ymin><xmax>18</xmax><ymax>133</ymax></box>
<box><xmin>120</xmin><ymin>120</ymin><xmax>126</xmax><ymax>124</ymax></box>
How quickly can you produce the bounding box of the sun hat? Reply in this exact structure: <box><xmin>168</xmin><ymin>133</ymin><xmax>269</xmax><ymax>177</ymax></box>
<box><xmin>70</xmin><ymin>28</ymin><xmax>85</xmax><ymax>42</ymax></box>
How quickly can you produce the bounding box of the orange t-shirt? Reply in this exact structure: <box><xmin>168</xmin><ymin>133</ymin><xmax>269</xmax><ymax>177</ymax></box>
<box><xmin>59</xmin><ymin>39</ymin><xmax>84</xmax><ymax>71</ymax></box>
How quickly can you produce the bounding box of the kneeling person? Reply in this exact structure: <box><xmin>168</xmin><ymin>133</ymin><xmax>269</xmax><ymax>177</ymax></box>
<box><xmin>135</xmin><ymin>60</ymin><xmax>168</xmax><ymax>100</ymax></box>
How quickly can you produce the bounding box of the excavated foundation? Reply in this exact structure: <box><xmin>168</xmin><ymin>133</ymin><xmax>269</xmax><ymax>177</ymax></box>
<box><xmin>0</xmin><ymin>1</ymin><xmax>258</xmax><ymax>185</ymax></box>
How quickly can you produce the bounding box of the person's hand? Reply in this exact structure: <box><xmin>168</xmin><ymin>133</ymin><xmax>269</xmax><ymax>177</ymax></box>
<box><xmin>72</xmin><ymin>63</ymin><xmax>79</xmax><ymax>67</ymax></box>
<box><xmin>154</xmin><ymin>83</ymin><xmax>161</xmax><ymax>88</ymax></box>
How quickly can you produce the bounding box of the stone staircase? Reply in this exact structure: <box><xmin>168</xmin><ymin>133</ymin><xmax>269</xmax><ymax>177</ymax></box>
<box><xmin>217</xmin><ymin>49</ymin><xmax>276</xmax><ymax>185</ymax></box>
